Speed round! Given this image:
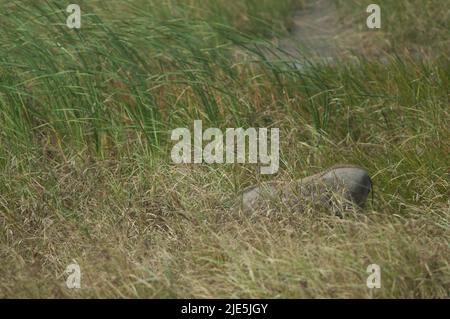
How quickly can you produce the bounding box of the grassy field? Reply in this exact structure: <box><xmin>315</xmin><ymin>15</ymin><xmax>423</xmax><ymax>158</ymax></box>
<box><xmin>0</xmin><ymin>0</ymin><xmax>449</xmax><ymax>298</ymax></box>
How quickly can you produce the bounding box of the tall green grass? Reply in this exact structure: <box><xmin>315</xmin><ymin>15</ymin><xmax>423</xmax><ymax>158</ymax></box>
<box><xmin>0</xmin><ymin>0</ymin><xmax>449</xmax><ymax>298</ymax></box>
<box><xmin>0</xmin><ymin>1</ymin><xmax>299</xmax><ymax>157</ymax></box>
<box><xmin>1</xmin><ymin>0</ymin><xmax>448</xmax><ymax>203</ymax></box>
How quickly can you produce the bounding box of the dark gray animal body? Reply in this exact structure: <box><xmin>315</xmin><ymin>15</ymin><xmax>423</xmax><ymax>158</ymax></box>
<box><xmin>242</xmin><ymin>165</ymin><xmax>372</xmax><ymax>213</ymax></box>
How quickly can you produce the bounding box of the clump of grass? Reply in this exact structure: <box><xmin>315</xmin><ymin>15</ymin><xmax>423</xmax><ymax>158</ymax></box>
<box><xmin>0</xmin><ymin>0</ymin><xmax>449</xmax><ymax>298</ymax></box>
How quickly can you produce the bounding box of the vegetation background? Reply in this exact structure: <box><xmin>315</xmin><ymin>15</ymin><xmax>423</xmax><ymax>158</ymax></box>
<box><xmin>0</xmin><ymin>0</ymin><xmax>448</xmax><ymax>297</ymax></box>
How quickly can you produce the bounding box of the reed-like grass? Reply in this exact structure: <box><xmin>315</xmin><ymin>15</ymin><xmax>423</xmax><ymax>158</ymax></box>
<box><xmin>0</xmin><ymin>0</ymin><xmax>448</xmax><ymax>298</ymax></box>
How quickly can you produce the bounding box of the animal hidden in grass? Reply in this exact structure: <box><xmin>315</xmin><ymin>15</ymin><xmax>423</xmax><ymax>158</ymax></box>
<box><xmin>241</xmin><ymin>164</ymin><xmax>373</xmax><ymax>213</ymax></box>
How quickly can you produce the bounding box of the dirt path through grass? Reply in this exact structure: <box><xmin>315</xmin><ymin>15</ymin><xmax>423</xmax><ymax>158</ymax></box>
<box><xmin>276</xmin><ymin>0</ymin><xmax>373</xmax><ymax>63</ymax></box>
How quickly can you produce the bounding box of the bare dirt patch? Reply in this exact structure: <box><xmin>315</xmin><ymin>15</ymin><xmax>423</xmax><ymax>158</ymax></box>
<box><xmin>277</xmin><ymin>0</ymin><xmax>382</xmax><ymax>61</ymax></box>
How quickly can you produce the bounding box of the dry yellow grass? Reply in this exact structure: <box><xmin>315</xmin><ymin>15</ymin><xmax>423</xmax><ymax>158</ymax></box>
<box><xmin>1</xmin><ymin>130</ymin><xmax>448</xmax><ymax>298</ymax></box>
<box><xmin>0</xmin><ymin>0</ymin><xmax>449</xmax><ymax>298</ymax></box>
